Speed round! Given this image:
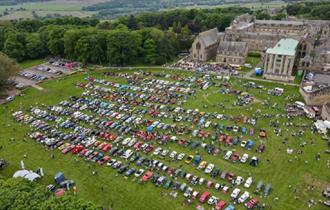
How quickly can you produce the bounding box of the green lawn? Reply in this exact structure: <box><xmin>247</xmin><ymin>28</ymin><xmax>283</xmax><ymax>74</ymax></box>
<box><xmin>0</xmin><ymin>68</ymin><xmax>329</xmax><ymax>210</ymax></box>
<box><xmin>19</xmin><ymin>59</ymin><xmax>45</xmax><ymax>69</ymax></box>
<box><xmin>241</xmin><ymin>54</ymin><xmax>261</xmax><ymax>72</ymax></box>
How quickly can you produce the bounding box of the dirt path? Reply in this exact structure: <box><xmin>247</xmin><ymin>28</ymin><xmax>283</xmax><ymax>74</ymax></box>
<box><xmin>31</xmin><ymin>84</ymin><xmax>45</xmax><ymax>91</ymax></box>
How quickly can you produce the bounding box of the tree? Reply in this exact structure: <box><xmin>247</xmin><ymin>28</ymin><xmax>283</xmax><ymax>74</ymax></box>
<box><xmin>0</xmin><ymin>178</ymin><xmax>99</xmax><ymax>210</ymax></box>
<box><xmin>0</xmin><ymin>53</ymin><xmax>20</xmax><ymax>89</ymax></box>
<box><xmin>143</xmin><ymin>38</ymin><xmax>158</xmax><ymax>64</ymax></box>
<box><xmin>75</xmin><ymin>33</ymin><xmax>106</xmax><ymax>64</ymax></box>
<box><xmin>272</xmin><ymin>13</ymin><xmax>287</xmax><ymax>20</ymax></box>
<box><xmin>47</xmin><ymin>26</ymin><xmax>66</xmax><ymax>56</ymax></box>
<box><xmin>14</xmin><ymin>19</ymin><xmax>43</xmax><ymax>33</ymax></box>
<box><xmin>106</xmin><ymin>29</ymin><xmax>141</xmax><ymax>65</ymax></box>
<box><xmin>3</xmin><ymin>32</ymin><xmax>26</xmax><ymax>61</ymax></box>
<box><xmin>25</xmin><ymin>33</ymin><xmax>47</xmax><ymax>59</ymax></box>
<box><xmin>63</xmin><ymin>29</ymin><xmax>89</xmax><ymax>60</ymax></box>
<box><xmin>127</xmin><ymin>15</ymin><xmax>138</xmax><ymax>30</ymax></box>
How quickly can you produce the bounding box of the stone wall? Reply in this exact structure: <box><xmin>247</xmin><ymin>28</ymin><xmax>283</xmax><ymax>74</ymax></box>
<box><xmin>321</xmin><ymin>103</ymin><xmax>330</xmax><ymax>120</ymax></box>
<box><xmin>300</xmin><ymin>86</ymin><xmax>330</xmax><ymax>105</ymax></box>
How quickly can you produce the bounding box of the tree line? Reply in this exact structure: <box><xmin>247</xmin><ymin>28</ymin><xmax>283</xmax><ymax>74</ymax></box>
<box><xmin>0</xmin><ymin>178</ymin><xmax>99</xmax><ymax>210</ymax></box>
<box><xmin>0</xmin><ymin>7</ymin><xmax>251</xmax><ymax>65</ymax></box>
<box><xmin>287</xmin><ymin>1</ymin><xmax>330</xmax><ymax>20</ymax></box>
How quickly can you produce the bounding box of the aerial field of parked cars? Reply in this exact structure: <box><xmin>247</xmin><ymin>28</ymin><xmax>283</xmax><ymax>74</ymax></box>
<box><xmin>2</xmin><ymin>68</ymin><xmax>329</xmax><ymax>210</ymax></box>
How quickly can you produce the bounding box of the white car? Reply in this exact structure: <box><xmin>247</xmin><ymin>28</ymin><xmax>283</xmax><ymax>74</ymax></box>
<box><xmin>207</xmin><ymin>196</ymin><xmax>218</xmax><ymax>205</ymax></box>
<box><xmin>244</xmin><ymin>177</ymin><xmax>253</xmax><ymax>188</ymax></box>
<box><xmin>235</xmin><ymin>176</ymin><xmax>245</xmax><ymax>185</ymax></box>
<box><xmin>177</xmin><ymin>153</ymin><xmax>185</xmax><ymax>160</ymax></box>
<box><xmin>240</xmin><ymin>153</ymin><xmax>249</xmax><ymax>163</ymax></box>
<box><xmin>224</xmin><ymin>151</ymin><xmax>233</xmax><ymax>160</ymax></box>
<box><xmin>183</xmin><ymin>187</ymin><xmax>193</xmax><ymax>197</ymax></box>
<box><xmin>204</xmin><ymin>163</ymin><xmax>214</xmax><ymax>174</ymax></box>
<box><xmin>198</xmin><ymin>178</ymin><xmax>205</xmax><ymax>185</ymax></box>
<box><xmin>222</xmin><ymin>186</ymin><xmax>229</xmax><ymax>193</ymax></box>
<box><xmin>205</xmin><ymin>121</ymin><xmax>211</xmax><ymax>128</ymax></box>
<box><xmin>121</xmin><ymin>149</ymin><xmax>133</xmax><ymax>159</ymax></box>
<box><xmin>127</xmin><ymin>138</ymin><xmax>137</xmax><ymax>147</ymax></box>
<box><xmin>169</xmin><ymin>151</ymin><xmax>177</xmax><ymax>159</ymax></box>
<box><xmin>238</xmin><ymin>191</ymin><xmax>250</xmax><ymax>203</ymax></box>
<box><xmin>230</xmin><ymin>188</ymin><xmax>241</xmax><ymax>199</ymax></box>
<box><xmin>122</xmin><ymin>138</ymin><xmax>131</xmax><ymax>145</ymax></box>
<box><xmin>153</xmin><ymin>147</ymin><xmax>162</xmax><ymax>155</ymax></box>
<box><xmin>134</xmin><ymin>169</ymin><xmax>144</xmax><ymax>177</ymax></box>
<box><xmin>161</xmin><ymin>149</ymin><xmax>169</xmax><ymax>157</ymax></box>
<box><xmin>240</xmin><ymin>141</ymin><xmax>247</xmax><ymax>148</ymax></box>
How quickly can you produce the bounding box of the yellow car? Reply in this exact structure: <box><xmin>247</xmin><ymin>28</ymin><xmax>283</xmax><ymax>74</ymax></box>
<box><xmin>198</xmin><ymin>161</ymin><xmax>207</xmax><ymax>170</ymax></box>
<box><xmin>185</xmin><ymin>155</ymin><xmax>194</xmax><ymax>164</ymax></box>
<box><xmin>58</xmin><ymin>143</ymin><xmax>70</xmax><ymax>150</ymax></box>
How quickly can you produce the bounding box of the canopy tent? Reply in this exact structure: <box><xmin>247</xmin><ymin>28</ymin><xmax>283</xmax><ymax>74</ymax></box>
<box><xmin>13</xmin><ymin>170</ymin><xmax>41</xmax><ymax>182</ymax></box>
<box><xmin>314</xmin><ymin>120</ymin><xmax>330</xmax><ymax>134</ymax></box>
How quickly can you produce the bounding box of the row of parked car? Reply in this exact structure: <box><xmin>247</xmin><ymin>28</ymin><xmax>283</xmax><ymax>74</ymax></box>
<box><xmin>12</xmin><ymin>74</ymin><xmax>272</xmax><ymax>209</ymax></box>
<box><xmin>20</xmin><ymin>71</ymin><xmax>48</xmax><ymax>81</ymax></box>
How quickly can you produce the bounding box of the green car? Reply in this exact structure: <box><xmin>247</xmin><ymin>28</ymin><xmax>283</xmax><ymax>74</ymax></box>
<box><xmin>164</xmin><ymin>180</ymin><xmax>172</xmax><ymax>189</ymax></box>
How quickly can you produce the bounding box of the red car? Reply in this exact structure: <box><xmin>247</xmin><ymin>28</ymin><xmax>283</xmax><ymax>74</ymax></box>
<box><xmin>199</xmin><ymin>191</ymin><xmax>210</xmax><ymax>203</ymax></box>
<box><xmin>134</xmin><ymin>141</ymin><xmax>143</xmax><ymax>150</ymax></box>
<box><xmin>102</xmin><ymin>144</ymin><xmax>112</xmax><ymax>152</ymax></box>
<box><xmin>94</xmin><ymin>141</ymin><xmax>102</xmax><ymax>147</ymax></box>
<box><xmin>97</xmin><ymin>156</ymin><xmax>110</xmax><ymax>165</ymax></box>
<box><xmin>144</xmin><ymin>144</ymin><xmax>154</xmax><ymax>153</ymax></box>
<box><xmin>231</xmin><ymin>153</ymin><xmax>240</xmax><ymax>162</ymax></box>
<box><xmin>142</xmin><ymin>171</ymin><xmax>153</xmax><ymax>181</ymax></box>
<box><xmin>79</xmin><ymin>148</ymin><xmax>89</xmax><ymax>156</ymax></box>
<box><xmin>109</xmin><ymin>134</ymin><xmax>117</xmax><ymax>141</ymax></box>
<box><xmin>98</xmin><ymin>142</ymin><xmax>107</xmax><ymax>150</ymax></box>
<box><xmin>215</xmin><ymin>200</ymin><xmax>226</xmax><ymax>210</ymax></box>
<box><xmin>245</xmin><ymin>198</ymin><xmax>259</xmax><ymax>209</ymax></box>
<box><xmin>72</xmin><ymin>145</ymin><xmax>84</xmax><ymax>154</ymax></box>
<box><xmin>226</xmin><ymin>173</ymin><xmax>235</xmax><ymax>181</ymax></box>
<box><xmin>62</xmin><ymin>145</ymin><xmax>74</xmax><ymax>154</ymax></box>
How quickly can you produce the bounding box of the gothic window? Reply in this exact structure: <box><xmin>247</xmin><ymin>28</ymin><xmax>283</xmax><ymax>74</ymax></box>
<box><xmin>196</xmin><ymin>42</ymin><xmax>201</xmax><ymax>50</ymax></box>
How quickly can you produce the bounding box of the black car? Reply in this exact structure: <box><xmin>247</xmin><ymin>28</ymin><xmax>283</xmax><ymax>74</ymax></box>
<box><xmin>211</xmin><ymin>168</ymin><xmax>221</xmax><ymax>178</ymax></box>
<box><xmin>109</xmin><ymin>147</ymin><xmax>119</xmax><ymax>156</ymax></box>
<box><xmin>118</xmin><ymin>165</ymin><xmax>128</xmax><ymax>174</ymax></box>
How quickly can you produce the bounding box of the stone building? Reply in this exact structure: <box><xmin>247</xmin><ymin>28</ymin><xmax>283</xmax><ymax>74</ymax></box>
<box><xmin>216</xmin><ymin>41</ymin><xmax>248</xmax><ymax>65</ymax></box>
<box><xmin>263</xmin><ymin>38</ymin><xmax>299</xmax><ymax>82</ymax></box>
<box><xmin>190</xmin><ymin>28</ymin><xmax>223</xmax><ymax>62</ymax></box>
<box><xmin>190</xmin><ymin>14</ymin><xmax>330</xmax><ymax>74</ymax></box>
<box><xmin>321</xmin><ymin>101</ymin><xmax>330</xmax><ymax>120</ymax></box>
<box><xmin>300</xmin><ymin>72</ymin><xmax>330</xmax><ymax>105</ymax></box>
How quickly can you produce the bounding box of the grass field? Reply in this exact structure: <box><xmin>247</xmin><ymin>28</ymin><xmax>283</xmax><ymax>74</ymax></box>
<box><xmin>19</xmin><ymin>59</ymin><xmax>45</xmax><ymax>69</ymax></box>
<box><xmin>0</xmin><ymin>1</ymin><xmax>96</xmax><ymax>20</ymax></box>
<box><xmin>0</xmin><ymin>68</ymin><xmax>329</xmax><ymax>210</ymax></box>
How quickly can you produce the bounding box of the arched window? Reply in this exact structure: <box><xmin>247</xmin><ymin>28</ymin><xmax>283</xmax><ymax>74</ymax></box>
<box><xmin>196</xmin><ymin>42</ymin><xmax>201</xmax><ymax>50</ymax></box>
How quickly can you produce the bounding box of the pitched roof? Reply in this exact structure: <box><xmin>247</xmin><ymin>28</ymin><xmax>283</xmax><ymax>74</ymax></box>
<box><xmin>198</xmin><ymin>28</ymin><xmax>220</xmax><ymax>48</ymax></box>
<box><xmin>217</xmin><ymin>41</ymin><xmax>248</xmax><ymax>54</ymax></box>
<box><xmin>266</xmin><ymin>38</ymin><xmax>299</xmax><ymax>56</ymax></box>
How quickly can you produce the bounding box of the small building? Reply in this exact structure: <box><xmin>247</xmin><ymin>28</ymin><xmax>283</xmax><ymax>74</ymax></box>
<box><xmin>190</xmin><ymin>28</ymin><xmax>223</xmax><ymax>62</ymax></box>
<box><xmin>321</xmin><ymin>101</ymin><xmax>330</xmax><ymax>120</ymax></box>
<box><xmin>263</xmin><ymin>38</ymin><xmax>299</xmax><ymax>82</ymax></box>
<box><xmin>216</xmin><ymin>41</ymin><xmax>248</xmax><ymax>65</ymax></box>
